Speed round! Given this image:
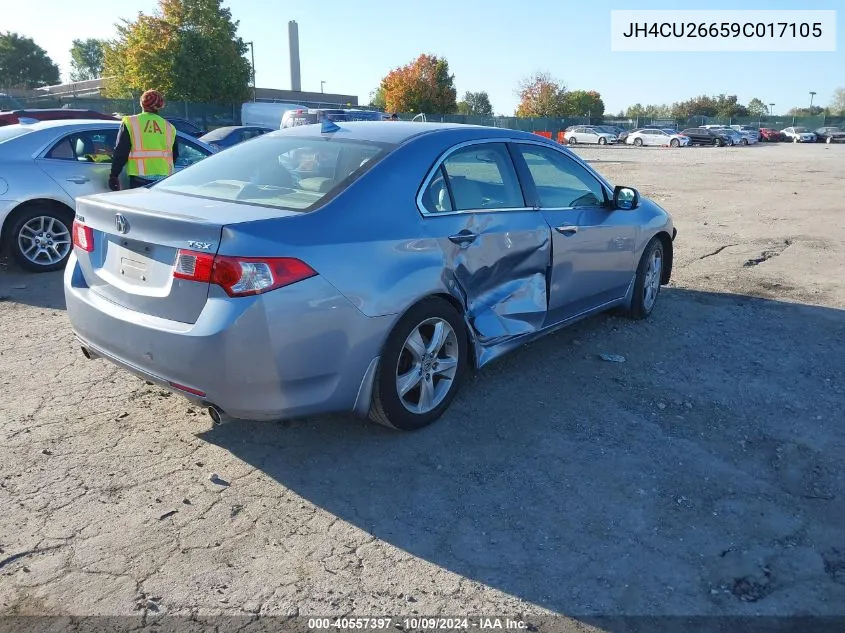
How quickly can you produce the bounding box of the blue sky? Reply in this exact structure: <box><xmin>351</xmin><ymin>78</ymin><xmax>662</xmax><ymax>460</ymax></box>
<box><xmin>6</xmin><ymin>0</ymin><xmax>842</xmax><ymax>114</ymax></box>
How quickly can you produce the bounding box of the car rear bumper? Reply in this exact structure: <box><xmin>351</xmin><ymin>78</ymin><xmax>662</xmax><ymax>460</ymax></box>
<box><xmin>64</xmin><ymin>253</ymin><xmax>391</xmax><ymax>422</ymax></box>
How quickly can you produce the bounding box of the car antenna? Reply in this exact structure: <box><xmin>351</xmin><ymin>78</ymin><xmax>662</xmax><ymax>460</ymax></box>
<box><xmin>321</xmin><ymin>117</ymin><xmax>340</xmax><ymax>134</ymax></box>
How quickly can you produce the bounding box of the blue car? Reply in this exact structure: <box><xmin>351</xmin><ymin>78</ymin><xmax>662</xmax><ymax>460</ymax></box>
<box><xmin>65</xmin><ymin>122</ymin><xmax>676</xmax><ymax>431</ymax></box>
<box><xmin>198</xmin><ymin>125</ymin><xmax>274</xmax><ymax>151</ymax></box>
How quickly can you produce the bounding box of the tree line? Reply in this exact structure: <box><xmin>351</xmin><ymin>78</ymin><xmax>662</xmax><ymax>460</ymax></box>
<box><xmin>2</xmin><ymin>0</ymin><xmax>845</xmax><ymax>119</ymax></box>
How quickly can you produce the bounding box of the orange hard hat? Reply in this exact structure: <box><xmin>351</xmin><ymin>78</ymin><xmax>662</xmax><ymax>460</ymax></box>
<box><xmin>140</xmin><ymin>89</ymin><xmax>165</xmax><ymax>112</ymax></box>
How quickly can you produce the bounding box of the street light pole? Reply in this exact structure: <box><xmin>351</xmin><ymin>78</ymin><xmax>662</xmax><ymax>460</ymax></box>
<box><xmin>809</xmin><ymin>91</ymin><xmax>816</xmax><ymax>111</ymax></box>
<box><xmin>320</xmin><ymin>81</ymin><xmax>326</xmax><ymax>94</ymax></box>
<box><xmin>246</xmin><ymin>41</ymin><xmax>256</xmax><ymax>102</ymax></box>
<box><xmin>769</xmin><ymin>103</ymin><xmax>775</xmax><ymax>116</ymax></box>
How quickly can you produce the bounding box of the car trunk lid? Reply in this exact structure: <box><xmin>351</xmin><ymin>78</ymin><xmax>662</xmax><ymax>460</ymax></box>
<box><xmin>75</xmin><ymin>188</ymin><xmax>307</xmax><ymax>324</ymax></box>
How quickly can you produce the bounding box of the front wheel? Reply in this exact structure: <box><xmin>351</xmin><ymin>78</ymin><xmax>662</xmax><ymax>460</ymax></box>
<box><xmin>826</xmin><ymin>136</ymin><xmax>833</xmax><ymax>144</ymax></box>
<box><xmin>7</xmin><ymin>204</ymin><xmax>74</xmax><ymax>272</ymax></box>
<box><xmin>623</xmin><ymin>237</ymin><xmax>664</xmax><ymax>320</ymax></box>
<box><xmin>670</xmin><ymin>139</ymin><xmax>679</xmax><ymax>148</ymax></box>
<box><xmin>598</xmin><ymin>137</ymin><xmax>607</xmax><ymax>145</ymax></box>
<box><xmin>741</xmin><ymin>138</ymin><xmax>748</xmax><ymax>146</ymax></box>
<box><xmin>568</xmin><ymin>137</ymin><xmax>577</xmax><ymax>145</ymax></box>
<box><xmin>369</xmin><ymin>298</ymin><xmax>469</xmax><ymax>431</ymax></box>
<box><xmin>633</xmin><ymin>137</ymin><xmax>644</xmax><ymax>147</ymax></box>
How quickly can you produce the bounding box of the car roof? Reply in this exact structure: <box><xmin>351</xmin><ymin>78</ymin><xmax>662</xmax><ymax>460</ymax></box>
<box><xmin>269</xmin><ymin>121</ymin><xmax>539</xmax><ymax>145</ymax></box>
<box><xmin>9</xmin><ymin>119</ymin><xmax>122</xmax><ymax>131</ymax></box>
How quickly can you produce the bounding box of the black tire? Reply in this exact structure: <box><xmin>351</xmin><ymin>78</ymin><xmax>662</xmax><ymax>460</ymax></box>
<box><xmin>598</xmin><ymin>137</ymin><xmax>607</xmax><ymax>145</ymax></box>
<box><xmin>713</xmin><ymin>138</ymin><xmax>722</xmax><ymax>147</ymax></box>
<box><xmin>369</xmin><ymin>297</ymin><xmax>469</xmax><ymax>431</ymax></box>
<box><xmin>741</xmin><ymin>138</ymin><xmax>748</xmax><ymax>146</ymax></box>
<box><xmin>5</xmin><ymin>203</ymin><xmax>75</xmax><ymax>273</ymax></box>
<box><xmin>623</xmin><ymin>237</ymin><xmax>664</xmax><ymax>320</ymax></box>
<box><xmin>670</xmin><ymin>139</ymin><xmax>679</xmax><ymax>148</ymax></box>
<box><xmin>633</xmin><ymin>137</ymin><xmax>643</xmax><ymax>147</ymax></box>
<box><xmin>568</xmin><ymin>136</ymin><xmax>577</xmax><ymax>145</ymax></box>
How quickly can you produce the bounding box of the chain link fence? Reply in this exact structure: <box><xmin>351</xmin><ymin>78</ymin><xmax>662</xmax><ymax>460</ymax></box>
<box><xmin>9</xmin><ymin>94</ymin><xmax>845</xmax><ymax>134</ymax></box>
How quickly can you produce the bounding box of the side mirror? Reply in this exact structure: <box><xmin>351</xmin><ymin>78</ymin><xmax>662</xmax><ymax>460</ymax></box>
<box><xmin>613</xmin><ymin>185</ymin><xmax>639</xmax><ymax>210</ymax></box>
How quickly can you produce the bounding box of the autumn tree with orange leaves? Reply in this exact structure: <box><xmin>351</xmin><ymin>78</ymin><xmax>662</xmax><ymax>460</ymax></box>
<box><xmin>378</xmin><ymin>54</ymin><xmax>457</xmax><ymax>114</ymax></box>
<box><xmin>515</xmin><ymin>72</ymin><xmax>568</xmax><ymax>118</ymax></box>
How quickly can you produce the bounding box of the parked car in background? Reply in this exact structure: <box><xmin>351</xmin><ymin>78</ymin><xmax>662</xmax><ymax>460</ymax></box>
<box><xmin>0</xmin><ymin>120</ymin><xmax>215</xmax><ymax>272</ymax></box>
<box><xmin>759</xmin><ymin>128</ymin><xmax>785</xmax><ymax>142</ymax></box>
<box><xmin>64</xmin><ymin>121</ymin><xmax>676</xmax><ymax>431</ymax></box>
<box><xmin>781</xmin><ymin>126</ymin><xmax>816</xmax><ymax>143</ymax></box>
<box><xmin>242</xmin><ymin>102</ymin><xmax>306</xmax><ymax>128</ymax></box>
<box><xmin>563</xmin><ymin>126</ymin><xmax>617</xmax><ymax>145</ymax></box>
<box><xmin>625</xmin><ymin>128</ymin><xmax>689</xmax><ymax>147</ymax></box>
<box><xmin>0</xmin><ymin>93</ymin><xmax>24</xmax><ymax>110</ymax></box>
<box><xmin>814</xmin><ymin>126</ymin><xmax>845</xmax><ymax>144</ymax></box>
<box><xmin>711</xmin><ymin>128</ymin><xmax>742</xmax><ymax>146</ymax></box>
<box><xmin>0</xmin><ymin>108</ymin><xmax>117</xmax><ymax>127</ymax></box>
<box><xmin>729</xmin><ymin>125</ymin><xmax>760</xmax><ymax>143</ymax></box>
<box><xmin>164</xmin><ymin>117</ymin><xmax>205</xmax><ymax>137</ymax></box>
<box><xmin>199</xmin><ymin>125</ymin><xmax>274</xmax><ymax>151</ymax></box>
<box><xmin>679</xmin><ymin>127</ymin><xmax>732</xmax><ymax>147</ymax></box>
<box><xmin>597</xmin><ymin>125</ymin><xmax>625</xmax><ymax>137</ymax></box>
<box><xmin>281</xmin><ymin>108</ymin><xmax>386</xmax><ymax>128</ymax></box>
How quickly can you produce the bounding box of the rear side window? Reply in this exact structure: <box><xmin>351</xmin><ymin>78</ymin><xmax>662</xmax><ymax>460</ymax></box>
<box><xmin>441</xmin><ymin>143</ymin><xmax>524</xmax><ymax>211</ymax></box>
<box><xmin>155</xmin><ymin>134</ymin><xmax>393</xmax><ymax>212</ymax></box>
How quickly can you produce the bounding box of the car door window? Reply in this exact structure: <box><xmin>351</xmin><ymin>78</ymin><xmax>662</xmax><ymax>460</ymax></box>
<box><xmin>175</xmin><ymin>138</ymin><xmax>207</xmax><ymax>168</ymax></box>
<box><xmin>46</xmin><ymin>129</ymin><xmax>117</xmax><ymax>163</ymax></box>
<box><xmin>421</xmin><ymin>165</ymin><xmax>454</xmax><ymax>213</ymax></box>
<box><xmin>437</xmin><ymin>143</ymin><xmax>524</xmax><ymax>211</ymax></box>
<box><xmin>517</xmin><ymin>144</ymin><xmax>606</xmax><ymax>209</ymax></box>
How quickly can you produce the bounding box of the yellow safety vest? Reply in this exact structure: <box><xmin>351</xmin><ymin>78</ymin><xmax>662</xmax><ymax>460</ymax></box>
<box><xmin>123</xmin><ymin>113</ymin><xmax>175</xmax><ymax>177</ymax></box>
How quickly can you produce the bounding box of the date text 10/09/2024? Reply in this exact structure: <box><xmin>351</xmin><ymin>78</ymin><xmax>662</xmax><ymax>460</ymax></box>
<box><xmin>307</xmin><ymin>618</ymin><xmax>529</xmax><ymax>630</ymax></box>
<box><xmin>622</xmin><ymin>22</ymin><xmax>823</xmax><ymax>38</ymax></box>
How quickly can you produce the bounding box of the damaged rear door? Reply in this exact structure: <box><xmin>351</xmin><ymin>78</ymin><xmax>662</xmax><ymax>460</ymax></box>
<box><xmin>418</xmin><ymin>140</ymin><xmax>551</xmax><ymax>348</ymax></box>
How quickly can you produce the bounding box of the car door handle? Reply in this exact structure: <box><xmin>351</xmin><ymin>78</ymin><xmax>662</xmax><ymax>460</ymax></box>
<box><xmin>555</xmin><ymin>225</ymin><xmax>578</xmax><ymax>236</ymax></box>
<box><xmin>448</xmin><ymin>230</ymin><xmax>478</xmax><ymax>245</ymax></box>
<box><xmin>66</xmin><ymin>176</ymin><xmax>90</xmax><ymax>184</ymax></box>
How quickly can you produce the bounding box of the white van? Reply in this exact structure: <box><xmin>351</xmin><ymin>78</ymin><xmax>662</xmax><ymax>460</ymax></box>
<box><xmin>241</xmin><ymin>102</ymin><xmax>305</xmax><ymax>129</ymax></box>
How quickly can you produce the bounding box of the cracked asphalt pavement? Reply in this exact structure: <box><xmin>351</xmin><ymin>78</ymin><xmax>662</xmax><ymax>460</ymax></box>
<box><xmin>1</xmin><ymin>142</ymin><xmax>844</xmax><ymax>623</ymax></box>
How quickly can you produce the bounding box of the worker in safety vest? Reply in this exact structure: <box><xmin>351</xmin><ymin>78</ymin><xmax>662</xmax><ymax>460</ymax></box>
<box><xmin>108</xmin><ymin>90</ymin><xmax>178</xmax><ymax>191</ymax></box>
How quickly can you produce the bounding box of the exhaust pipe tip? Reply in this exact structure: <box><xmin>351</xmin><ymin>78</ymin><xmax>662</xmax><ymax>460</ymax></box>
<box><xmin>80</xmin><ymin>346</ymin><xmax>92</xmax><ymax>360</ymax></box>
<box><xmin>206</xmin><ymin>406</ymin><xmax>223</xmax><ymax>424</ymax></box>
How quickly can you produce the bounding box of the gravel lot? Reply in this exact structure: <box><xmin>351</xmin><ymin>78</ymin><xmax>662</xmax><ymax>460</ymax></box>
<box><xmin>1</xmin><ymin>142</ymin><xmax>844</xmax><ymax>625</ymax></box>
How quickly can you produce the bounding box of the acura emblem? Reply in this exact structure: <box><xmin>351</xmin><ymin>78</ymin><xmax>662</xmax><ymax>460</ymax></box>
<box><xmin>115</xmin><ymin>214</ymin><xmax>129</xmax><ymax>234</ymax></box>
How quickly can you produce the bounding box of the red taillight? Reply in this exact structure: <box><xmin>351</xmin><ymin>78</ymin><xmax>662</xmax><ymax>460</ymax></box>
<box><xmin>173</xmin><ymin>250</ymin><xmax>316</xmax><ymax>297</ymax></box>
<box><xmin>72</xmin><ymin>219</ymin><xmax>94</xmax><ymax>252</ymax></box>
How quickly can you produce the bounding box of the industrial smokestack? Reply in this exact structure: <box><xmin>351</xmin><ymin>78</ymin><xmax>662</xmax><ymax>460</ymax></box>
<box><xmin>288</xmin><ymin>21</ymin><xmax>301</xmax><ymax>92</ymax></box>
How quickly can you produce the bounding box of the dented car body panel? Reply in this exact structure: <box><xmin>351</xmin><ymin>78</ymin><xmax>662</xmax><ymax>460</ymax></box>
<box><xmin>65</xmin><ymin>122</ymin><xmax>674</xmax><ymax>422</ymax></box>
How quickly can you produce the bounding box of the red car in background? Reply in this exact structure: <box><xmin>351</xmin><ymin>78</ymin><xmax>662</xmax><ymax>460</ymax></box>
<box><xmin>0</xmin><ymin>108</ymin><xmax>118</xmax><ymax>127</ymax></box>
<box><xmin>759</xmin><ymin>128</ymin><xmax>785</xmax><ymax>142</ymax></box>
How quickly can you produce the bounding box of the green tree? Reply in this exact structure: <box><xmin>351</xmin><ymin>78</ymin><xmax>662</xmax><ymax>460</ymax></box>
<box><xmin>456</xmin><ymin>91</ymin><xmax>493</xmax><ymax>116</ymax></box>
<box><xmin>102</xmin><ymin>0</ymin><xmax>250</xmax><ymax>103</ymax></box>
<box><xmin>746</xmin><ymin>98</ymin><xmax>769</xmax><ymax>118</ymax></box>
<box><xmin>70</xmin><ymin>39</ymin><xmax>105</xmax><ymax>82</ymax></box>
<box><xmin>561</xmin><ymin>90</ymin><xmax>604</xmax><ymax>117</ymax></box>
<box><xmin>369</xmin><ymin>86</ymin><xmax>386</xmax><ymax>109</ymax></box>
<box><xmin>515</xmin><ymin>72</ymin><xmax>567</xmax><ymax>117</ymax></box>
<box><xmin>0</xmin><ymin>32</ymin><xmax>59</xmax><ymax>89</ymax></box>
<box><xmin>831</xmin><ymin>87</ymin><xmax>845</xmax><ymax>115</ymax></box>
<box><xmin>378</xmin><ymin>54</ymin><xmax>457</xmax><ymax>114</ymax></box>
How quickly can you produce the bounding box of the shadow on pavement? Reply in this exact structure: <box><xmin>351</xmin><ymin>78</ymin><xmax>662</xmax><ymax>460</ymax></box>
<box><xmin>198</xmin><ymin>288</ymin><xmax>845</xmax><ymax>619</ymax></box>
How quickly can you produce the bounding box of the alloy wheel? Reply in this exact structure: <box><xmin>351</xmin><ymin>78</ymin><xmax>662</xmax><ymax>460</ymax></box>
<box><xmin>395</xmin><ymin>317</ymin><xmax>459</xmax><ymax>415</ymax></box>
<box><xmin>17</xmin><ymin>215</ymin><xmax>72</xmax><ymax>267</ymax></box>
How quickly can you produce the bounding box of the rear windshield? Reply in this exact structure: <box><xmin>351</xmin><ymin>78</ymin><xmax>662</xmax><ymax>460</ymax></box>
<box><xmin>199</xmin><ymin>127</ymin><xmax>235</xmax><ymax>142</ymax></box>
<box><xmin>0</xmin><ymin>125</ymin><xmax>34</xmax><ymax>144</ymax></box>
<box><xmin>154</xmin><ymin>133</ymin><xmax>394</xmax><ymax>212</ymax></box>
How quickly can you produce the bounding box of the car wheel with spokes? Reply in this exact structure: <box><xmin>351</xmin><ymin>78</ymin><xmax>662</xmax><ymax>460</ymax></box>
<box><xmin>633</xmin><ymin>137</ymin><xmax>643</xmax><ymax>147</ymax></box>
<box><xmin>670</xmin><ymin>139</ymin><xmax>679</xmax><ymax>148</ymax></box>
<box><xmin>624</xmin><ymin>237</ymin><xmax>664</xmax><ymax>320</ymax></box>
<box><xmin>598</xmin><ymin>137</ymin><xmax>607</xmax><ymax>145</ymax></box>
<box><xmin>369</xmin><ymin>297</ymin><xmax>469</xmax><ymax>431</ymax></box>
<box><xmin>568</xmin><ymin>136</ymin><xmax>577</xmax><ymax>145</ymax></box>
<box><xmin>7</xmin><ymin>204</ymin><xmax>74</xmax><ymax>272</ymax></box>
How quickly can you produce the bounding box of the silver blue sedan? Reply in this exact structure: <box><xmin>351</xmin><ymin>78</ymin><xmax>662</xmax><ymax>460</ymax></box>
<box><xmin>65</xmin><ymin>122</ymin><xmax>676</xmax><ymax>431</ymax></box>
